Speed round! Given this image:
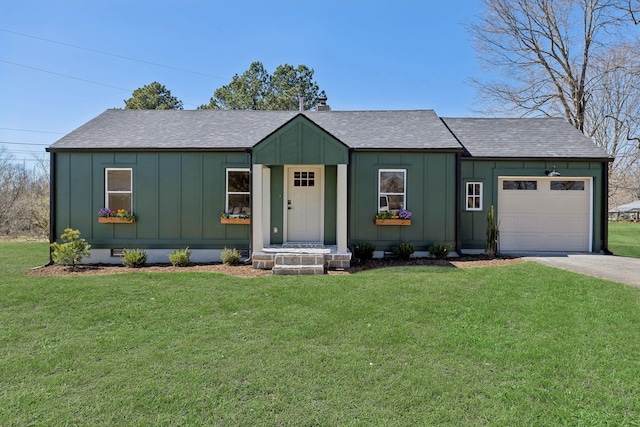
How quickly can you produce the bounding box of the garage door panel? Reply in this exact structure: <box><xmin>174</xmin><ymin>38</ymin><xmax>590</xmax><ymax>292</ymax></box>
<box><xmin>498</xmin><ymin>177</ymin><xmax>591</xmax><ymax>252</ymax></box>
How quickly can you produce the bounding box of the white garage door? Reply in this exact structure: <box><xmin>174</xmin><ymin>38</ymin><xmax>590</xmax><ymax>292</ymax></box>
<box><xmin>498</xmin><ymin>177</ymin><xmax>592</xmax><ymax>252</ymax></box>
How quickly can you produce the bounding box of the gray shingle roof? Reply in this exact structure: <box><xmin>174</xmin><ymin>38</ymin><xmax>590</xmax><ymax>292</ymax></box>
<box><xmin>442</xmin><ymin>117</ymin><xmax>611</xmax><ymax>160</ymax></box>
<box><xmin>48</xmin><ymin>109</ymin><xmax>462</xmax><ymax>151</ymax></box>
<box><xmin>48</xmin><ymin>110</ymin><xmax>612</xmax><ymax>161</ymax></box>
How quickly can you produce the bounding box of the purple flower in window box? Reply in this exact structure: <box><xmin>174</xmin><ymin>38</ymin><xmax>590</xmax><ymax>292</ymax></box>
<box><xmin>398</xmin><ymin>209</ymin><xmax>412</xmax><ymax>219</ymax></box>
<box><xmin>98</xmin><ymin>207</ymin><xmax>113</xmax><ymax>218</ymax></box>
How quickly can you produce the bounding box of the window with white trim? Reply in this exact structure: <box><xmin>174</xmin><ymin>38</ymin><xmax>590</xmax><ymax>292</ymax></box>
<box><xmin>105</xmin><ymin>168</ymin><xmax>132</xmax><ymax>212</ymax></box>
<box><xmin>226</xmin><ymin>168</ymin><xmax>250</xmax><ymax>216</ymax></box>
<box><xmin>378</xmin><ymin>169</ymin><xmax>406</xmax><ymax>213</ymax></box>
<box><xmin>466</xmin><ymin>182</ymin><xmax>483</xmax><ymax>211</ymax></box>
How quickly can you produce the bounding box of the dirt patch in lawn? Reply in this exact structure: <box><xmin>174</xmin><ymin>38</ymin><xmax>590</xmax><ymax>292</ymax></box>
<box><xmin>26</xmin><ymin>255</ymin><xmax>524</xmax><ymax>278</ymax></box>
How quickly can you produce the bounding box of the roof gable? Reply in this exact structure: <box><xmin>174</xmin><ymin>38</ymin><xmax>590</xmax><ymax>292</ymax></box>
<box><xmin>252</xmin><ymin>114</ymin><xmax>349</xmax><ymax>165</ymax></box>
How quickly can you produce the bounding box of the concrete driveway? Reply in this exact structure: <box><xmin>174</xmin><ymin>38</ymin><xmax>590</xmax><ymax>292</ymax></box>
<box><xmin>523</xmin><ymin>253</ymin><xmax>640</xmax><ymax>288</ymax></box>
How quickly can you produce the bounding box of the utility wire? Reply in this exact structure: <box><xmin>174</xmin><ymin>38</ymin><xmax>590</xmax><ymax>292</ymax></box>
<box><xmin>0</xmin><ymin>27</ymin><xmax>226</xmax><ymax>80</ymax></box>
<box><xmin>0</xmin><ymin>59</ymin><xmax>132</xmax><ymax>92</ymax></box>
<box><xmin>1</xmin><ymin>60</ymin><xmax>200</xmax><ymax>108</ymax></box>
<box><xmin>0</xmin><ymin>127</ymin><xmax>65</xmax><ymax>134</ymax></box>
<box><xmin>1</xmin><ymin>141</ymin><xmax>51</xmax><ymax>146</ymax></box>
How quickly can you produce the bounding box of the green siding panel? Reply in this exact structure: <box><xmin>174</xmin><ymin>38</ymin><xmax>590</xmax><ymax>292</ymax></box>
<box><xmin>270</xmin><ymin>166</ymin><xmax>284</xmax><ymax>244</ymax></box>
<box><xmin>324</xmin><ymin>165</ymin><xmax>337</xmax><ymax>245</ymax></box>
<box><xmin>53</xmin><ymin>151</ymin><xmax>250</xmax><ymax>249</ymax></box>
<box><xmin>158</xmin><ymin>155</ymin><xmax>181</xmax><ymax>239</ymax></box>
<box><xmin>180</xmin><ymin>154</ymin><xmax>203</xmax><ymax>239</ymax></box>
<box><xmin>349</xmin><ymin>152</ymin><xmax>457</xmax><ymax>252</ymax></box>
<box><xmin>460</xmin><ymin>159</ymin><xmax>606</xmax><ymax>251</ymax></box>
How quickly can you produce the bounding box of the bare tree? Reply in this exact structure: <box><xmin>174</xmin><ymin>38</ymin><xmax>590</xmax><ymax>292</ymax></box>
<box><xmin>586</xmin><ymin>43</ymin><xmax>640</xmax><ymax>185</ymax></box>
<box><xmin>470</xmin><ymin>0</ymin><xmax>631</xmax><ymax>132</ymax></box>
<box><xmin>0</xmin><ymin>148</ymin><xmax>29</xmax><ymax>235</ymax></box>
<box><xmin>470</xmin><ymin>0</ymin><xmax>640</xmax><ymax>205</ymax></box>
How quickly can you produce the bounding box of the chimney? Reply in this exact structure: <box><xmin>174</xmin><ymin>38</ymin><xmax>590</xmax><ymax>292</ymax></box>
<box><xmin>316</xmin><ymin>95</ymin><xmax>330</xmax><ymax>111</ymax></box>
<box><xmin>298</xmin><ymin>95</ymin><xmax>304</xmax><ymax>111</ymax></box>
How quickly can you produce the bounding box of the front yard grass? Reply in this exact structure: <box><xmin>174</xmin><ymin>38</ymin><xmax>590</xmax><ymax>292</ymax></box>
<box><xmin>609</xmin><ymin>221</ymin><xmax>640</xmax><ymax>258</ymax></box>
<box><xmin>1</xmin><ymin>242</ymin><xmax>639</xmax><ymax>425</ymax></box>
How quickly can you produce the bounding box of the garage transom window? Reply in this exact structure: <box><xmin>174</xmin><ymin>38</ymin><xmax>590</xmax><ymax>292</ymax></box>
<box><xmin>503</xmin><ymin>180</ymin><xmax>537</xmax><ymax>190</ymax></box>
<box><xmin>226</xmin><ymin>168</ymin><xmax>250</xmax><ymax>216</ymax></box>
<box><xmin>379</xmin><ymin>169</ymin><xmax>406</xmax><ymax>212</ymax></box>
<box><xmin>105</xmin><ymin>168</ymin><xmax>132</xmax><ymax>212</ymax></box>
<box><xmin>466</xmin><ymin>182</ymin><xmax>483</xmax><ymax>211</ymax></box>
<box><xmin>550</xmin><ymin>180</ymin><xmax>585</xmax><ymax>191</ymax></box>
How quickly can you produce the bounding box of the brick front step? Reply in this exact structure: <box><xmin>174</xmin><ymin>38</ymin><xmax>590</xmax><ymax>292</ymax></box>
<box><xmin>252</xmin><ymin>246</ymin><xmax>352</xmax><ymax>274</ymax></box>
<box><xmin>272</xmin><ymin>264</ymin><xmax>325</xmax><ymax>275</ymax></box>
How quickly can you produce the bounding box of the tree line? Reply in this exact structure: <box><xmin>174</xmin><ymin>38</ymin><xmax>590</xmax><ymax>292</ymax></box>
<box><xmin>0</xmin><ymin>147</ymin><xmax>49</xmax><ymax>238</ymax></box>
<box><xmin>124</xmin><ymin>62</ymin><xmax>327</xmax><ymax>111</ymax></box>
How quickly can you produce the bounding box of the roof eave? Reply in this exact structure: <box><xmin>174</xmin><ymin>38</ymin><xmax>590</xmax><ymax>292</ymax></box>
<box><xmin>461</xmin><ymin>155</ymin><xmax>613</xmax><ymax>162</ymax></box>
<box><xmin>46</xmin><ymin>147</ymin><xmax>250</xmax><ymax>153</ymax></box>
<box><xmin>352</xmin><ymin>147</ymin><xmax>464</xmax><ymax>153</ymax></box>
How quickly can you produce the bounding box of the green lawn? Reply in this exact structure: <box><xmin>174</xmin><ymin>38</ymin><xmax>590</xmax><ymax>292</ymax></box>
<box><xmin>1</xmin><ymin>242</ymin><xmax>640</xmax><ymax>426</ymax></box>
<box><xmin>609</xmin><ymin>221</ymin><xmax>640</xmax><ymax>258</ymax></box>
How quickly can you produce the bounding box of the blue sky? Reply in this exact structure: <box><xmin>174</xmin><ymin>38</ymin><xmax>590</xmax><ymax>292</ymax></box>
<box><xmin>1</xmin><ymin>0</ymin><xmax>486</xmax><ymax>164</ymax></box>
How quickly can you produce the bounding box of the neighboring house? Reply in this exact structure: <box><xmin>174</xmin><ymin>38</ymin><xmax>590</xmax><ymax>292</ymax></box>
<box><xmin>609</xmin><ymin>200</ymin><xmax>640</xmax><ymax>221</ymax></box>
<box><xmin>47</xmin><ymin>109</ymin><xmax>612</xmax><ymax>271</ymax></box>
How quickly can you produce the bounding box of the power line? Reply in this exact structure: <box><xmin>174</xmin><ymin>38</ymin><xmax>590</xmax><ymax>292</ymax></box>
<box><xmin>0</xmin><ymin>60</ymin><xmax>201</xmax><ymax>108</ymax></box>
<box><xmin>2</xmin><ymin>149</ymin><xmax>48</xmax><ymax>154</ymax></box>
<box><xmin>0</xmin><ymin>27</ymin><xmax>226</xmax><ymax>80</ymax></box>
<box><xmin>0</xmin><ymin>59</ymin><xmax>132</xmax><ymax>92</ymax></box>
<box><xmin>0</xmin><ymin>127</ymin><xmax>65</xmax><ymax>134</ymax></box>
<box><xmin>1</xmin><ymin>141</ymin><xmax>51</xmax><ymax>146</ymax></box>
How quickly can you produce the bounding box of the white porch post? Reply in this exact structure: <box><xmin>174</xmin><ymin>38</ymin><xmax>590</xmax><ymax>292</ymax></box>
<box><xmin>262</xmin><ymin>167</ymin><xmax>271</xmax><ymax>247</ymax></box>
<box><xmin>337</xmin><ymin>164</ymin><xmax>348</xmax><ymax>252</ymax></box>
<box><xmin>252</xmin><ymin>164</ymin><xmax>264</xmax><ymax>252</ymax></box>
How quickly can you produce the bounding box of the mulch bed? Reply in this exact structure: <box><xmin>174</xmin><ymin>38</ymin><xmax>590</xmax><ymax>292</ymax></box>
<box><xmin>26</xmin><ymin>255</ymin><xmax>524</xmax><ymax>278</ymax></box>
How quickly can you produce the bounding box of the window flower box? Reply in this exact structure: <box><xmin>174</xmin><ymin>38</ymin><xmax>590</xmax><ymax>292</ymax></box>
<box><xmin>375</xmin><ymin>209</ymin><xmax>411</xmax><ymax>225</ymax></box>
<box><xmin>375</xmin><ymin>219</ymin><xmax>411</xmax><ymax>226</ymax></box>
<box><xmin>98</xmin><ymin>208</ymin><xmax>135</xmax><ymax>223</ymax></box>
<box><xmin>220</xmin><ymin>217</ymin><xmax>250</xmax><ymax>225</ymax></box>
<box><xmin>98</xmin><ymin>217</ymin><xmax>136</xmax><ymax>224</ymax></box>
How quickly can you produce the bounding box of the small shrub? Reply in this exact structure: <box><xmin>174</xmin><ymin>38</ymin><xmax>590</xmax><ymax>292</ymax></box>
<box><xmin>353</xmin><ymin>242</ymin><xmax>376</xmax><ymax>261</ymax></box>
<box><xmin>221</xmin><ymin>247</ymin><xmax>242</xmax><ymax>265</ymax></box>
<box><xmin>50</xmin><ymin>228</ymin><xmax>91</xmax><ymax>269</ymax></box>
<box><xmin>429</xmin><ymin>242</ymin><xmax>452</xmax><ymax>259</ymax></box>
<box><xmin>486</xmin><ymin>205</ymin><xmax>499</xmax><ymax>258</ymax></box>
<box><xmin>169</xmin><ymin>247</ymin><xmax>191</xmax><ymax>267</ymax></box>
<box><xmin>122</xmin><ymin>248</ymin><xmax>147</xmax><ymax>268</ymax></box>
<box><xmin>392</xmin><ymin>241</ymin><xmax>415</xmax><ymax>260</ymax></box>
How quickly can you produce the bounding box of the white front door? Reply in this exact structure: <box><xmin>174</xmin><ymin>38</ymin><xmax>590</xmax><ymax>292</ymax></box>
<box><xmin>286</xmin><ymin>166</ymin><xmax>323</xmax><ymax>242</ymax></box>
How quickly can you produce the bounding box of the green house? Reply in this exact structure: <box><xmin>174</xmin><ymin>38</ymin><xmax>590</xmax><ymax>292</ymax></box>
<box><xmin>47</xmin><ymin>109</ymin><xmax>611</xmax><ymax>272</ymax></box>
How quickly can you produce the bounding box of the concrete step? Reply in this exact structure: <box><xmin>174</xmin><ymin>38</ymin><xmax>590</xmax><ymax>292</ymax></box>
<box><xmin>275</xmin><ymin>253</ymin><xmax>325</xmax><ymax>266</ymax></box>
<box><xmin>272</xmin><ymin>264</ymin><xmax>325</xmax><ymax>275</ymax></box>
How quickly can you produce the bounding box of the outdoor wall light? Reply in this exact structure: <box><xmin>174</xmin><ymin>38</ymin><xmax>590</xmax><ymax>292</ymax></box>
<box><xmin>545</xmin><ymin>166</ymin><xmax>561</xmax><ymax>177</ymax></box>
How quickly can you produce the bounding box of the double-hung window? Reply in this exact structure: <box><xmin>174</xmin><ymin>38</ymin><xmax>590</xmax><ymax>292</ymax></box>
<box><xmin>466</xmin><ymin>182</ymin><xmax>483</xmax><ymax>211</ymax></box>
<box><xmin>105</xmin><ymin>168</ymin><xmax>132</xmax><ymax>212</ymax></box>
<box><xmin>226</xmin><ymin>168</ymin><xmax>250</xmax><ymax>216</ymax></box>
<box><xmin>378</xmin><ymin>169</ymin><xmax>406</xmax><ymax>213</ymax></box>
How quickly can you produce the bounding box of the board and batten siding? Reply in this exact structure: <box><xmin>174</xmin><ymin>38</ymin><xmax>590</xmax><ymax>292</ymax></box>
<box><xmin>460</xmin><ymin>160</ymin><xmax>606</xmax><ymax>252</ymax></box>
<box><xmin>53</xmin><ymin>151</ymin><xmax>251</xmax><ymax>249</ymax></box>
<box><xmin>349</xmin><ymin>151</ymin><xmax>457</xmax><ymax>252</ymax></box>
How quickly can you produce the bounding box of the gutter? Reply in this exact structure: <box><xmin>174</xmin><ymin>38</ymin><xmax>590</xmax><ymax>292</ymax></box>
<box><xmin>47</xmin><ymin>150</ymin><xmax>56</xmax><ymax>265</ymax></box>
<box><xmin>455</xmin><ymin>151</ymin><xmax>462</xmax><ymax>255</ymax></box>
<box><xmin>602</xmin><ymin>162</ymin><xmax>612</xmax><ymax>254</ymax></box>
